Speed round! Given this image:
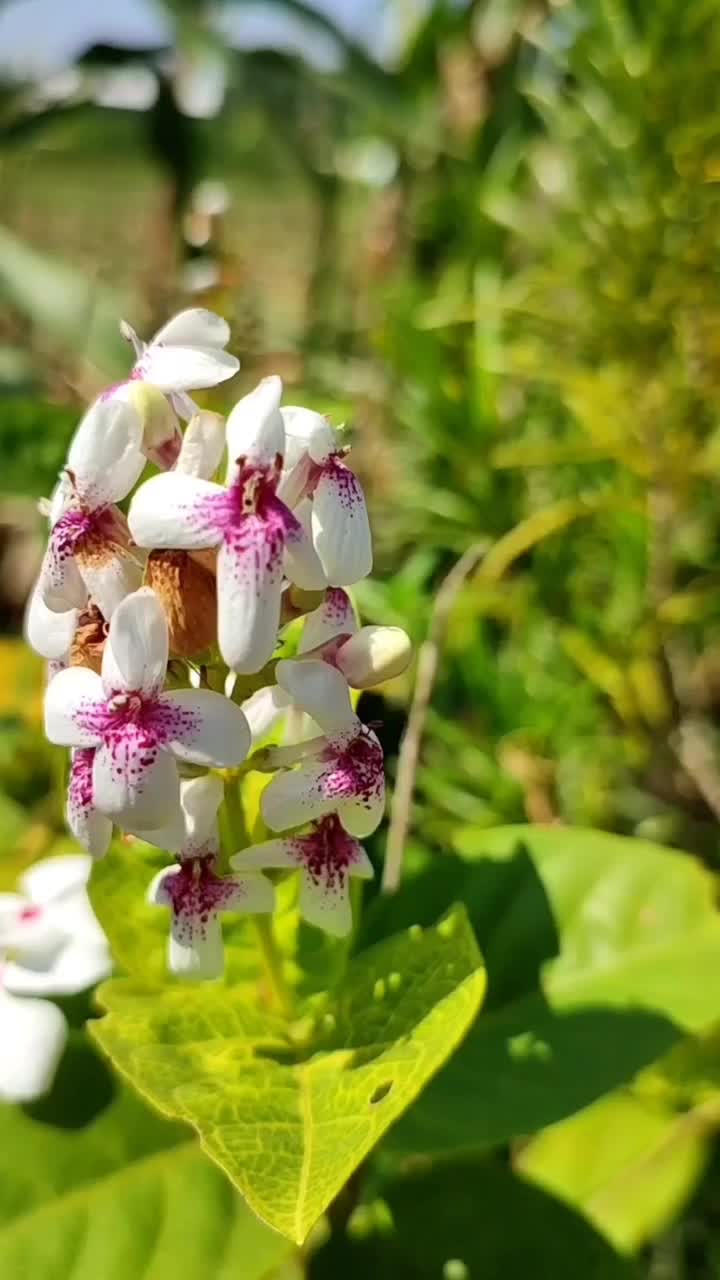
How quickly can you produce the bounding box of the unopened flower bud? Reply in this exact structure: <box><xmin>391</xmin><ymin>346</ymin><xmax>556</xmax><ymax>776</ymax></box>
<box><xmin>335</xmin><ymin>625</ymin><xmax>411</xmax><ymax>689</ymax></box>
<box><xmin>115</xmin><ymin>382</ymin><xmax>182</xmax><ymax>470</ymax></box>
<box><xmin>145</xmin><ymin>550</ymin><xmax>217</xmax><ymax>658</ymax></box>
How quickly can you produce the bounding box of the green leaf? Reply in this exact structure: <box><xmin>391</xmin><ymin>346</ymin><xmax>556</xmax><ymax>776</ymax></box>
<box><xmin>0</xmin><ymin>1070</ymin><xmax>293</xmax><ymax>1279</ymax></box>
<box><xmin>361</xmin><ymin>825</ymin><xmax>720</xmax><ymax>1152</ymax></box>
<box><xmin>308</xmin><ymin>1155</ymin><xmax>640</xmax><ymax>1280</ymax></box>
<box><xmin>90</xmin><ymin>906</ymin><xmax>485</xmax><ymax>1243</ymax></box>
<box><xmin>517</xmin><ymin>1088</ymin><xmax>712</xmax><ymax>1254</ymax></box>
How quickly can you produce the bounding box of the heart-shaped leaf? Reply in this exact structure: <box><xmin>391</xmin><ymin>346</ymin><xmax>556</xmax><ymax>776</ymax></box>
<box><xmin>361</xmin><ymin>825</ymin><xmax>720</xmax><ymax>1153</ymax></box>
<box><xmin>90</xmin><ymin>906</ymin><xmax>485</xmax><ymax>1242</ymax></box>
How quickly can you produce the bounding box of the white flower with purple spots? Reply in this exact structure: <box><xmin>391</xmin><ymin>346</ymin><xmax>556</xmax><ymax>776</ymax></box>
<box><xmin>279</xmin><ymin>406</ymin><xmax>372</xmax><ymax>586</ymax></box>
<box><xmin>240</xmin><ymin>588</ymin><xmax>411</xmax><ymax>746</ymax></box>
<box><xmin>148</xmin><ymin>776</ymin><xmax>275</xmax><ymax>979</ymax></box>
<box><xmin>119</xmin><ymin>307</ymin><xmax>239</xmax><ymax>420</ymax></box>
<box><xmin>38</xmin><ymin>399</ymin><xmax>146</xmax><ymax>621</ymax></box>
<box><xmin>44</xmin><ymin>588</ymin><xmax>251</xmax><ymax>834</ymax></box>
<box><xmin>128</xmin><ymin>377</ymin><xmax>321</xmax><ymax>674</ymax></box>
<box><xmin>259</xmin><ymin>659</ymin><xmax>385</xmax><ymax>838</ymax></box>
<box><xmin>0</xmin><ymin>854</ymin><xmax>111</xmax><ymax>1102</ymax></box>
<box><xmin>233</xmin><ymin>813</ymin><xmax>372</xmax><ymax>937</ymax></box>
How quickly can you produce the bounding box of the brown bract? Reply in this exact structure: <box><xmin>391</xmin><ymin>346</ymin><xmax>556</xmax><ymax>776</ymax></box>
<box><xmin>70</xmin><ymin>604</ymin><xmax>107</xmax><ymax>673</ymax></box>
<box><xmin>145</xmin><ymin>550</ymin><xmax>217</xmax><ymax>658</ymax></box>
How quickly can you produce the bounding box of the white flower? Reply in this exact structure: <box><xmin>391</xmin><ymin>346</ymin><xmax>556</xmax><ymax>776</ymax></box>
<box><xmin>128</xmin><ymin>378</ymin><xmax>321</xmax><ymax>674</ymax></box>
<box><xmin>233</xmin><ymin>814</ymin><xmax>372</xmax><ymax>937</ymax></box>
<box><xmin>0</xmin><ymin>990</ymin><xmax>66</xmax><ymax>1103</ymax></box>
<box><xmin>148</xmin><ymin>776</ymin><xmax>274</xmax><ymax>979</ymax></box>
<box><xmin>37</xmin><ymin>399</ymin><xmax>146</xmax><ymax>620</ymax></box>
<box><xmin>259</xmin><ymin>659</ymin><xmax>385</xmax><ymax>838</ymax></box>
<box><xmin>120</xmin><ymin>308</ymin><xmax>239</xmax><ymax>420</ymax></box>
<box><xmin>239</xmin><ymin>589</ymin><xmax>411</xmax><ymax>747</ymax></box>
<box><xmin>44</xmin><ymin>588</ymin><xmax>251</xmax><ymax>835</ymax></box>
<box><xmin>279</xmin><ymin>406</ymin><xmax>372</xmax><ymax>586</ymax></box>
<box><xmin>0</xmin><ymin>855</ymin><xmax>111</xmax><ymax>1103</ymax></box>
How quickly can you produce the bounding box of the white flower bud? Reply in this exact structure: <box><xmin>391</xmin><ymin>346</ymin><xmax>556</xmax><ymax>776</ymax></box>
<box><xmin>335</xmin><ymin>625</ymin><xmax>411</xmax><ymax>689</ymax></box>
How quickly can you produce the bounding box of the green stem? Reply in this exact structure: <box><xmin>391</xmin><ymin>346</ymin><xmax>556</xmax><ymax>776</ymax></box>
<box><xmin>221</xmin><ymin>775</ymin><xmax>293</xmax><ymax>1019</ymax></box>
<box><xmin>253</xmin><ymin>913</ymin><xmax>294</xmax><ymax>1020</ymax></box>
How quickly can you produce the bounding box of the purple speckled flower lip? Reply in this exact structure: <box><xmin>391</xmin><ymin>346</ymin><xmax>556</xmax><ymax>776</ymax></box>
<box><xmin>286</xmin><ymin>815</ymin><xmax>365</xmax><ymax>890</ymax></box>
<box><xmin>160</xmin><ymin>855</ymin><xmax>246</xmax><ymax>939</ymax></box>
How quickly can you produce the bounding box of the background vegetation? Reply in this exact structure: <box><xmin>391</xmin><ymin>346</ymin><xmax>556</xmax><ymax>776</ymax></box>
<box><xmin>3</xmin><ymin>1</ymin><xmax>720</xmax><ymax>1276</ymax></box>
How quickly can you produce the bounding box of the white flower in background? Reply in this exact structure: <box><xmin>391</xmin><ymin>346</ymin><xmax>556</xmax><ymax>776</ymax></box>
<box><xmin>279</xmin><ymin>406</ymin><xmax>372</xmax><ymax>586</ymax></box>
<box><xmin>44</xmin><ymin>588</ymin><xmax>251</xmax><ymax>835</ymax></box>
<box><xmin>37</xmin><ymin>400</ymin><xmax>146</xmax><ymax>620</ymax></box>
<box><xmin>0</xmin><ymin>855</ymin><xmax>111</xmax><ymax>1103</ymax></box>
<box><xmin>119</xmin><ymin>307</ymin><xmax>239</xmax><ymax>421</ymax></box>
<box><xmin>148</xmin><ymin>775</ymin><xmax>274</xmax><ymax>979</ymax></box>
<box><xmin>128</xmin><ymin>378</ymin><xmax>322</xmax><ymax>674</ymax></box>
<box><xmin>233</xmin><ymin>813</ymin><xmax>372</xmax><ymax>937</ymax></box>
<box><xmin>260</xmin><ymin>659</ymin><xmax>385</xmax><ymax>838</ymax></box>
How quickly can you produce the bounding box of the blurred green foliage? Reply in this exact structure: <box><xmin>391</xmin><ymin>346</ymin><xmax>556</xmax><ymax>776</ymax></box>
<box><xmin>3</xmin><ymin>0</ymin><xmax>720</xmax><ymax>1275</ymax></box>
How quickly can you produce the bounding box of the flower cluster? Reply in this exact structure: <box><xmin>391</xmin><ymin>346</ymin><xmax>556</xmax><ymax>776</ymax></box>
<box><xmin>26</xmin><ymin>309</ymin><xmax>411</xmax><ymax>981</ymax></box>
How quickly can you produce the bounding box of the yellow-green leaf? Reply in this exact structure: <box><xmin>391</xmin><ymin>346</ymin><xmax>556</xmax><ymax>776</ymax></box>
<box><xmin>91</xmin><ymin>906</ymin><xmax>485</xmax><ymax>1243</ymax></box>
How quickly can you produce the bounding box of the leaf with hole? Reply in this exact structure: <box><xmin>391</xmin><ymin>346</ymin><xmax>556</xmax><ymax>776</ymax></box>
<box><xmin>90</xmin><ymin>905</ymin><xmax>485</xmax><ymax>1243</ymax></box>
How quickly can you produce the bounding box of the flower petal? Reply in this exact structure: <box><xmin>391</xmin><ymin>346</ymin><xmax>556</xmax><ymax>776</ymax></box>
<box><xmin>217</xmin><ymin>533</ymin><xmax>283</xmax><ymax>674</ymax></box>
<box><xmin>128</xmin><ymin>473</ymin><xmax>226</xmax><ymax>550</ymax></box>
<box><xmin>261</xmin><ymin>762</ymin><xmax>338</xmax><ymax>832</ymax></box>
<box><xmin>240</xmin><ymin>685</ymin><xmax>291</xmax><ymax>746</ymax></box>
<box><xmin>0</xmin><ymin>991</ymin><xmax>67</xmax><ymax>1102</ymax></box>
<box><xmin>151</xmin><ymin>308</ymin><xmax>232</xmax><ymax>350</ymax></box>
<box><xmin>67</xmin><ymin>750</ymin><xmax>113</xmax><ymax>859</ymax></box>
<box><xmin>24</xmin><ymin>581</ymin><xmax>77</xmax><ymax>661</ymax></box>
<box><xmin>230</xmin><ymin>839</ymin><xmax>298</xmax><ymax>871</ymax></box>
<box><xmin>275</xmin><ymin>658</ymin><xmax>356</xmax><ymax>734</ymax></box>
<box><xmin>176</xmin><ymin>411</ymin><xmax>226</xmax><ymax>479</ymax></box>
<box><xmin>102</xmin><ymin>587</ymin><xmax>168</xmax><ymax>696</ymax></box>
<box><xmin>93</xmin><ymin>739</ymin><xmax>180</xmax><ymax>829</ymax></box>
<box><xmin>76</xmin><ymin>538</ymin><xmax>143</xmax><ymax>622</ymax></box>
<box><xmin>19</xmin><ymin>853</ymin><xmax>91</xmax><ymax>904</ymax></box>
<box><xmin>339</xmin><ymin>784</ymin><xmax>386</xmax><ymax>838</ymax></box>
<box><xmin>225</xmin><ymin>376</ymin><xmax>285</xmax><ymax>482</ymax></box>
<box><xmin>281</xmin><ymin>406</ymin><xmax>335</xmax><ymax>465</ymax></box>
<box><xmin>312</xmin><ymin>462</ymin><xmax>372</xmax><ymax>586</ymax></box>
<box><xmin>138</xmin><ymin>344</ymin><xmax>239</xmax><ymax>393</ymax></box>
<box><xmin>159</xmin><ymin>689</ymin><xmax>251</xmax><ymax>767</ymax></box>
<box><xmin>3</xmin><ymin>939</ymin><xmax>111</xmax><ymax>997</ymax></box>
<box><xmin>299</xmin><ymin>587</ymin><xmax>357</xmax><ymax>652</ymax></box>
<box><xmin>283</xmin><ymin>500</ymin><xmax>327</xmax><ymax>590</ymax></box>
<box><xmin>38</xmin><ymin>535</ymin><xmax>88</xmax><ymax>613</ymax></box>
<box><xmin>299</xmin><ymin>870</ymin><xmax>353</xmax><ymax>937</ymax></box>
<box><xmin>44</xmin><ymin>666</ymin><xmax>104</xmax><ymax>747</ymax></box>
<box><xmin>67</xmin><ymin>398</ymin><xmax>145</xmax><ymax>507</ymax></box>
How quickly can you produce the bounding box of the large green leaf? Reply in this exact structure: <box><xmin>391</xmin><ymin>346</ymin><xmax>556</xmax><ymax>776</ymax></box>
<box><xmin>361</xmin><ymin>825</ymin><xmax>720</xmax><ymax>1152</ymax></box>
<box><xmin>0</xmin><ymin>1076</ymin><xmax>294</xmax><ymax>1279</ymax></box>
<box><xmin>308</xmin><ymin>1155</ymin><xmax>639</xmax><ymax>1280</ymax></box>
<box><xmin>90</xmin><ymin>906</ymin><xmax>485</xmax><ymax>1243</ymax></box>
<box><xmin>517</xmin><ymin>1088</ymin><xmax>711</xmax><ymax>1254</ymax></box>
